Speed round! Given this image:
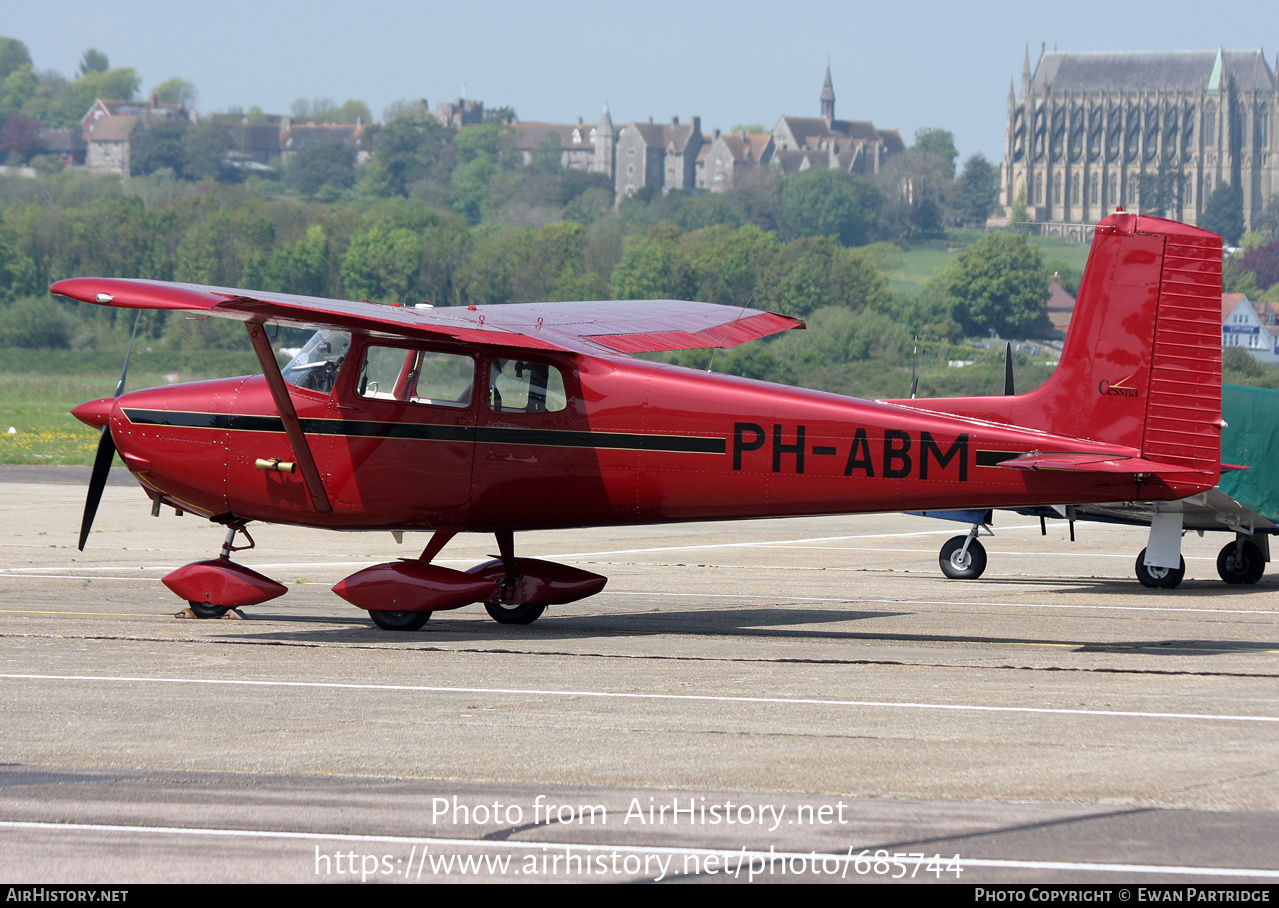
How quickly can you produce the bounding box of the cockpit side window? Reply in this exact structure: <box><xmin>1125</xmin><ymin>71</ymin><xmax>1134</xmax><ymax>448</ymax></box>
<box><xmin>488</xmin><ymin>359</ymin><xmax>567</xmax><ymax>414</ymax></box>
<box><xmin>356</xmin><ymin>345</ymin><xmax>474</xmax><ymax>408</ymax></box>
<box><xmin>280</xmin><ymin>330</ymin><xmax>351</xmax><ymax>394</ymax></box>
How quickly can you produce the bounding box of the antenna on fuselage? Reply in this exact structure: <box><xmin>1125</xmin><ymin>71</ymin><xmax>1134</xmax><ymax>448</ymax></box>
<box><xmin>114</xmin><ymin>309</ymin><xmax>141</xmax><ymax>397</ymax></box>
<box><xmin>910</xmin><ymin>335</ymin><xmax>919</xmax><ymax>399</ymax></box>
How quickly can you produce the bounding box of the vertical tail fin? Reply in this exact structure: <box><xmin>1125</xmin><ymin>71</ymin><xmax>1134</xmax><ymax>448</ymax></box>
<box><xmin>1037</xmin><ymin>212</ymin><xmax>1222</xmax><ymax>467</ymax></box>
<box><xmin>903</xmin><ymin>213</ymin><xmax>1222</xmax><ymax>472</ymax></box>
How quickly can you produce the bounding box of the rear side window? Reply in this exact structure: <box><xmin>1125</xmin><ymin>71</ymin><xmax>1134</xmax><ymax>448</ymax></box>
<box><xmin>357</xmin><ymin>346</ymin><xmax>474</xmax><ymax>408</ymax></box>
<box><xmin>488</xmin><ymin>359</ymin><xmax>566</xmax><ymax>413</ymax></box>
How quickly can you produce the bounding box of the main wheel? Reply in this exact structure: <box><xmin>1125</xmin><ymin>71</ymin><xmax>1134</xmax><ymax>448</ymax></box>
<box><xmin>1217</xmin><ymin>540</ymin><xmax>1265</xmax><ymax>585</ymax></box>
<box><xmin>939</xmin><ymin>536</ymin><xmax>987</xmax><ymax>579</ymax></box>
<box><xmin>368</xmin><ymin>610</ymin><xmax>431</xmax><ymax>631</ymax></box>
<box><xmin>188</xmin><ymin>601</ymin><xmax>230</xmax><ymax>619</ymax></box>
<box><xmin>1135</xmin><ymin>549</ymin><xmax>1185</xmax><ymax>589</ymax></box>
<box><xmin>484</xmin><ymin>600</ymin><xmax>546</xmax><ymax>625</ymax></box>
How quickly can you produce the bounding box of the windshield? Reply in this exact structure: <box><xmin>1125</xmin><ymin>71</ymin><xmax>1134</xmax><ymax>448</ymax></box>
<box><xmin>280</xmin><ymin>329</ymin><xmax>351</xmax><ymax>393</ymax></box>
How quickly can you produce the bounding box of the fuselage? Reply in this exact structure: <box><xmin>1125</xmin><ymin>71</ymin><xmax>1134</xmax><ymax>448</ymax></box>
<box><xmin>79</xmin><ymin>331</ymin><xmax>1215</xmax><ymax>534</ymax></box>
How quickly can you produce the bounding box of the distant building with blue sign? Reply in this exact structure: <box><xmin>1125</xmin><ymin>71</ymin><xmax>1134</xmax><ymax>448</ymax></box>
<box><xmin>1223</xmin><ymin>293</ymin><xmax>1279</xmax><ymax>363</ymax></box>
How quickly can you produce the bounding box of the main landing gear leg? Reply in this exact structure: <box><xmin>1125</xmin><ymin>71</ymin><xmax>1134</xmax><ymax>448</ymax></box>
<box><xmin>1136</xmin><ymin>512</ymin><xmax>1185</xmax><ymax>589</ymax></box>
<box><xmin>484</xmin><ymin>530</ymin><xmax>547</xmax><ymax>625</ymax></box>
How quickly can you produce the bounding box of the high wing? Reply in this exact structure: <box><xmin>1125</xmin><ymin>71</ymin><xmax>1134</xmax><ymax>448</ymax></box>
<box><xmin>49</xmin><ymin>277</ymin><xmax>804</xmax><ymax>356</ymax></box>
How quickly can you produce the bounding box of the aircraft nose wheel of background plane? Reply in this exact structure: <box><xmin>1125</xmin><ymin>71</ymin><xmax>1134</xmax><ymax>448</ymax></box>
<box><xmin>939</xmin><ymin>536</ymin><xmax>987</xmax><ymax>580</ymax></box>
<box><xmin>1217</xmin><ymin>540</ymin><xmax>1265</xmax><ymax>585</ymax></box>
<box><xmin>1135</xmin><ymin>548</ymin><xmax>1185</xmax><ymax>589</ymax></box>
<box><xmin>368</xmin><ymin>610</ymin><xmax>432</xmax><ymax>631</ymax></box>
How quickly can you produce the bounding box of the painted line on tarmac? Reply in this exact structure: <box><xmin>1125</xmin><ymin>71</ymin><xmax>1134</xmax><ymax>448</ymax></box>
<box><xmin>0</xmin><ymin>609</ymin><xmax>159</xmax><ymax>617</ymax></box>
<box><xmin>542</xmin><ymin>526</ymin><xmax>1047</xmax><ymax>558</ymax></box>
<box><xmin>0</xmin><ymin>526</ymin><xmax>1052</xmax><ymax>574</ymax></box>
<box><xmin>3</xmin><ymin>672</ymin><xmax>1277</xmax><ymax>724</ymax></box>
<box><xmin>0</xmin><ymin>820</ymin><xmax>1275</xmax><ymax>880</ymax></box>
<box><xmin>751</xmin><ymin>545</ymin><xmax>1216</xmax><ymax>562</ymax></box>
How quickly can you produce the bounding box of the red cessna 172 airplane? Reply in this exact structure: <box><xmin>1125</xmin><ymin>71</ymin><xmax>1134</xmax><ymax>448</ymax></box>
<box><xmin>55</xmin><ymin>211</ymin><xmax>1223</xmax><ymax>630</ymax></box>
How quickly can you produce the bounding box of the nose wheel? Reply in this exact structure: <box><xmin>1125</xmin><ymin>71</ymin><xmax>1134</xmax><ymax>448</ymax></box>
<box><xmin>369</xmin><ymin>610</ymin><xmax>432</xmax><ymax>631</ymax></box>
<box><xmin>188</xmin><ymin>602</ymin><xmax>231</xmax><ymax>619</ymax></box>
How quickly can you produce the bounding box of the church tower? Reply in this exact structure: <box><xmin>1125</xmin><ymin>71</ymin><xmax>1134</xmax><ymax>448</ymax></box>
<box><xmin>593</xmin><ymin>101</ymin><xmax>615</xmax><ymax>179</ymax></box>
<box><xmin>820</xmin><ymin>66</ymin><xmax>835</xmax><ymax>125</ymax></box>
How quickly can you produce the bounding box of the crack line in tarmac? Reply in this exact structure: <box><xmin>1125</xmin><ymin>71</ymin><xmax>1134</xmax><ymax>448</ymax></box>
<box><xmin>0</xmin><ymin>631</ymin><xmax>1276</xmax><ymax>679</ymax></box>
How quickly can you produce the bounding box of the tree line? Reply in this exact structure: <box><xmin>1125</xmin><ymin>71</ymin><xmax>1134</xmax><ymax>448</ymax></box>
<box><xmin>0</xmin><ymin>32</ymin><xmax>1124</xmax><ymax>398</ymax></box>
<box><xmin>0</xmin><ymin>163</ymin><xmax>1080</xmax><ymax>398</ymax></box>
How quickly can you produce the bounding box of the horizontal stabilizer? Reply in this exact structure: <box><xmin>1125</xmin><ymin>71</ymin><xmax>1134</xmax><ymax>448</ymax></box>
<box><xmin>995</xmin><ymin>452</ymin><xmax>1203</xmax><ymax>474</ymax></box>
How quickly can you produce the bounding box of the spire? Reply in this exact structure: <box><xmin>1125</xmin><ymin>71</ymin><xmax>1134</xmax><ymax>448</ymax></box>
<box><xmin>820</xmin><ymin>65</ymin><xmax>835</xmax><ymax>124</ymax></box>
<box><xmin>1208</xmin><ymin>45</ymin><xmax>1224</xmax><ymax>92</ymax></box>
<box><xmin>599</xmin><ymin>101</ymin><xmax>613</xmax><ymax>136</ymax></box>
<box><xmin>1021</xmin><ymin>43</ymin><xmax>1032</xmax><ymax>94</ymax></box>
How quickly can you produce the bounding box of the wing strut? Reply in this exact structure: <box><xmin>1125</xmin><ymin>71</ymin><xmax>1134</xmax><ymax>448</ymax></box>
<box><xmin>246</xmin><ymin>323</ymin><xmax>333</xmax><ymax>514</ymax></box>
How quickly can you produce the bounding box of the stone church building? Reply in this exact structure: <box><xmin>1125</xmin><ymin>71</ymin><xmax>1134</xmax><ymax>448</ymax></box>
<box><xmin>999</xmin><ymin>47</ymin><xmax>1278</xmax><ymax>239</ymax></box>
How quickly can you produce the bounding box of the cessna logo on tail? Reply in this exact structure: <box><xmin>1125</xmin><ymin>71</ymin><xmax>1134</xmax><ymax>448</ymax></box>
<box><xmin>1099</xmin><ymin>374</ymin><xmax>1138</xmax><ymax>398</ymax></box>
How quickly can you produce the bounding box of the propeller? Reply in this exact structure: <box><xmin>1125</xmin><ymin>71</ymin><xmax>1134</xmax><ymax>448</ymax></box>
<box><xmin>1003</xmin><ymin>342</ymin><xmax>1015</xmax><ymax>396</ymax></box>
<box><xmin>78</xmin><ymin>311</ymin><xmax>140</xmax><ymax>551</ymax></box>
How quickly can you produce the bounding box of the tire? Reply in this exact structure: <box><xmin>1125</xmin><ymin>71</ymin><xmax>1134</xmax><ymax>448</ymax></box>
<box><xmin>368</xmin><ymin>610</ymin><xmax>431</xmax><ymax>631</ymax></box>
<box><xmin>939</xmin><ymin>536</ymin><xmax>987</xmax><ymax>580</ymax></box>
<box><xmin>484</xmin><ymin>600</ymin><xmax>546</xmax><ymax>625</ymax></box>
<box><xmin>188</xmin><ymin>601</ymin><xmax>230</xmax><ymax>619</ymax></box>
<box><xmin>1135</xmin><ymin>549</ymin><xmax>1185</xmax><ymax>589</ymax></box>
<box><xmin>1217</xmin><ymin>540</ymin><xmax>1265</xmax><ymax>585</ymax></box>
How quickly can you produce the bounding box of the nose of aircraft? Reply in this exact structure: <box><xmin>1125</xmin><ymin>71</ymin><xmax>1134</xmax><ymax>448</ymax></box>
<box><xmin>72</xmin><ymin>397</ymin><xmax>115</xmax><ymax>429</ymax></box>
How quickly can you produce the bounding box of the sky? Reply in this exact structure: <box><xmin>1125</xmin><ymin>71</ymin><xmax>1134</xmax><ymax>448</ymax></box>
<box><xmin>5</xmin><ymin>0</ymin><xmax>1278</xmax><ymax>163</ymax></box>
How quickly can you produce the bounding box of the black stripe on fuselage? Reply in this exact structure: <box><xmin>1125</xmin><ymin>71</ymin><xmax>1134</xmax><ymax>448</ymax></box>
<box><xmin>121</xmin><ymin>408</ymin><xmax>726</xmax><ymax>455</ymax></box>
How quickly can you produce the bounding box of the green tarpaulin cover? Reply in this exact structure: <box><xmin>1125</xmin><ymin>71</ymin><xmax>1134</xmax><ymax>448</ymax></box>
<box><xmin>1219</xmin><ymin>383</ymin><xmax>1279</xmax><ymax>521</ymax></box>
